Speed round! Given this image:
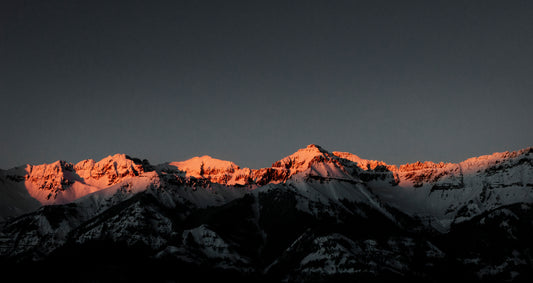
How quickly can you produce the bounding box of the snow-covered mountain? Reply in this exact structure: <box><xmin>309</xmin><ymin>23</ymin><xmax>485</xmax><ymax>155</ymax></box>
<box><xmin>336</xmin><ymin>147</ymin><xmax>533</xmax><ymax>231</ymax></box>
<box><xmin>0</xmin><ymin>154</ymin><xmax>147</xmax><ymax>221</ymax></box>
<box><xmin>1</xmin><ymin>144</ymin><xmax>532</xmax><ymax>282</ymax></box>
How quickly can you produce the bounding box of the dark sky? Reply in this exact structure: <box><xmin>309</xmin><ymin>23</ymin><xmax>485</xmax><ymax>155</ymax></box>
<box><xmin>1</xmin><ymin>0</ymin><xmax>532</xmax><ymax>169</ymax></box>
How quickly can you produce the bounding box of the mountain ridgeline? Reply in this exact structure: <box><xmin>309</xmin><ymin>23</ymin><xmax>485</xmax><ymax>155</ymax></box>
<box><xmin>1</xmin><ymin>145</ymin><xmax>532</xmax><ymax>282</ymax></box>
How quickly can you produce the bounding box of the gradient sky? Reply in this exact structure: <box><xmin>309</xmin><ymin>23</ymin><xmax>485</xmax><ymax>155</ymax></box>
<box><xmin>1</xmin><ymin>0</ymin><xmax>532</xmax><ymax>169</ymax></box>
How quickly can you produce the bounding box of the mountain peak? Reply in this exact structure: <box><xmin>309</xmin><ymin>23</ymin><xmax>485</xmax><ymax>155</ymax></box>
<box><xmin>100</xmin><ymin>153</ymin><xmax>129</xmax><ymax>163</ymax></box>
<box><xmin>272</xmin><ymin>144</ymin><xmax>334</xmax><ymax>170</ymax></box>
<box><xmin>297</xmin><ymin>144</ymin><xmax>331</xmax><ymax>156</ymax></box>
<box><xmin>306</xmin><ymin>143</ymin><xmax>324</xmax><ymax>150</ymax></box>
<box><xmin>304</xmin><ymin>144</ymin><xmax>331</xmax><ymax>154</ymax></box>
<box><xmin>169</xmin><ymin>155</ymin><xmax>240</xmax><ymax>179</ymax></box>
<box><xmin>73</xmin><ymin>153</ymin><xmax>145</xmax><ymax>187</ymax></box>
<box><xmin>171</xmin><ymin>155</ymin><xmax>239</xmax><ymax>169</ymax></box>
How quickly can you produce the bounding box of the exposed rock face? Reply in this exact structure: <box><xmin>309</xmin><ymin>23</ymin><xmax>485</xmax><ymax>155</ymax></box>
<box><xmin>0</xmin><ymin>154</ymin><xmax>147</xmax><ymax>216</ymax></box>
<box><xmin>74</xmin><ymin>154</ymin><xmax>145</xmax><ymax>186</ymax></box>
<box><xmin>2</xmin><ymin>146</ymin><xmax>532</xmax><ymax>224</ymax></box>
<box><xmin>1</xmin><ymin>145</ymin><xmax>532</xmax><ymax>282</ymax></box>
<box><xmin>25</xmin><ymin>161</ymin><xmax>75</xmax><ymax>200</ymax></box>
<box><xmin>164</xmin><ymin>144</ymin><xmax>361</xmax><ymax>187</ymax></box>
<box><xmin>338</xmin><ymin>147</ymin><xmax>533</xmax><ymax>229</ymax></box>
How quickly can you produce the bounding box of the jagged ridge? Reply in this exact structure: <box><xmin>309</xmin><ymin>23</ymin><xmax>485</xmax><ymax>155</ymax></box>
<box><xmin>1</xmin><ymin>144</ymin><xmax>533</xmax><ymax>282</ymax></box>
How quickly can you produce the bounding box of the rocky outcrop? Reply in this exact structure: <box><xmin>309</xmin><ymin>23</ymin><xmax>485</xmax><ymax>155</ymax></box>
<box><xmin>74</xmin><ymin>154</ymin><xmax>145</xmax><ymax>186</ymax></box>
<box><xmin>1</xmin><ymin>145</ymin><xmax>532</xmax><ymax>282</ymax></box>
<box><xmin>25</xmin><ymin>161</ymin><xmax>75</xmax><ymax>200</ymax></box>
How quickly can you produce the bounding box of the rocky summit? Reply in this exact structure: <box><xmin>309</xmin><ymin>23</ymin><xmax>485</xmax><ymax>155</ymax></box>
<box><xmin>1</xmin><ymin>145</ymin><xmax>532</xmax><ymax>282</ymax></box>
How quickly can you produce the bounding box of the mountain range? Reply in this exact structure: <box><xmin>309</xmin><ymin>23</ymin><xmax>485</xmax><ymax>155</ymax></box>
<box><xmin>1</xmin><ymin>144</ymin><xmax>532</xmax><ymax>282</ymax></box>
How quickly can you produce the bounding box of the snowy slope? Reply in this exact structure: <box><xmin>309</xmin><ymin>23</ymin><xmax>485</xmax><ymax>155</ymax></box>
<box><xmin>341</xmin><ymin>148</ymin><xmax>533</xmax><ymax>230</ymax></box>
<box><xmin>0</xmin><ymin>153</ymin><xmax>146</xmax><ymax>218</ymax></box>
<box><xmin>0</xmin><ymin>166</ymin><xmax>41</xmax><ymax>222</ymax></box>
<box><xmin>2</xmin><ymin>145</ymin><xmax>532</xmax><ymax>227</ymax></box>
<box><xmin>1</xmin><ymin>144</ymin><xmax>533</xmax><ymax>282</ymax></box>
<box><xmin>0</xmin><ymin>168</ymin><xmax>251</xmax><ymax>259</ymax></box>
